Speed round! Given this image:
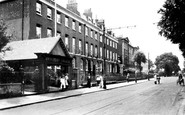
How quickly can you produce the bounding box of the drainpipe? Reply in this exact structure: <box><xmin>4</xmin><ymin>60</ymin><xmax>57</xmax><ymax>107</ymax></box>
<box><xmin>22</xmin><ymin>0</ymin><xmax>24</xmax><ymax>41</ymax></box>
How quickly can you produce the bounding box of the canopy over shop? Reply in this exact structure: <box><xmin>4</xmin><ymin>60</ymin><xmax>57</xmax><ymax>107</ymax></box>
<box><xmin>0</xmin><ymin>36</ymin><xmax>72</xmax><ymax>92</ymax></box>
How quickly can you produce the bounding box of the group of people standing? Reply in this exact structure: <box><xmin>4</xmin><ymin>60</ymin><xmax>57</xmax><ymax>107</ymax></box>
<box><xmin>59</xmin><ymin>73</ymin><xmax>69</xmax><ymax>90</ymax></box>
<box><xmin>96</xmin><ymin>74</ymin><xmax>107</xmax><ymax>89</ymax></box>
<box><xmin>86</xmin><ymin>73</ymin><xmax>106</xmax><ymax>89</ymax></box>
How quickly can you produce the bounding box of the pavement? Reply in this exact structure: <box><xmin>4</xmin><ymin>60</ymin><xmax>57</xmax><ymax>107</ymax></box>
<box><xmin>0</xmin><ymin>79</ymin><xmax>150</xmax><ymax>110</ymax></box>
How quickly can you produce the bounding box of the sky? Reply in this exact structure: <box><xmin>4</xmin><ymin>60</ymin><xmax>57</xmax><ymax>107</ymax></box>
<box><xmin>0</xmin><ymin>0</ymin><xmax>183</xmax><ymax>68</ymax></box>
<box><xmin>55</xmin><ymin>0</ymin><xmax>184</xmax><ymax>69</ymax></box>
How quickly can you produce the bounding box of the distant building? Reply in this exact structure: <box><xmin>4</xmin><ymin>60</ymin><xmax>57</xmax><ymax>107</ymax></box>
<box><xmin>117</xmin><ymin>37</ymin><xmax>139</xmax><ymax>74</ymax></box>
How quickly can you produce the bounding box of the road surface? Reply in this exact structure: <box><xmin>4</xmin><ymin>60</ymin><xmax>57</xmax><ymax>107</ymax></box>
<box><xmin>1</xmin><ymin>77</ymin><xmax>185</xmax><ymax>115</ymax></box>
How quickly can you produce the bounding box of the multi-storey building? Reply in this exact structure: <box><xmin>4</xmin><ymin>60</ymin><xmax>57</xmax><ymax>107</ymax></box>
<box><xmin>0</xmin><ymin>0</ymin><xmax>119</xmax><ymax>90</ymax></box>
<box><xmin>118</xmin><ymin>37</ymin><xmax>139</xmax><ymax>74</ymax></box>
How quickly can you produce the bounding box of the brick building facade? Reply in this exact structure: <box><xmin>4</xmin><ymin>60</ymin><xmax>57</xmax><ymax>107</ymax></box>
<box><xmin>0</xmin><ymin>0</ymin><xmax>119</xmax><ymax>86</ymax></box>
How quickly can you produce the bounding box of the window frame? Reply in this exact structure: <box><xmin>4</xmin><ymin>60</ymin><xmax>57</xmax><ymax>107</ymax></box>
<box><xmin>65</xmin><ymin>16</ymin><xmax>69</xmax><ymax>27</ymax></box>
<box><xmin>47</xmin><ymin>7</ymin><xmax>52</xmax><ymax>19</ymax></box>
<box><xmin>36</xmin><ymin>2</ymin><xmax>42</xmax><ymax>15</ymax></box>
<box><xmin>36</xmin><ymin>25</ymin><xmax>41</xmax><ymax>38</ymax></box>
<box><xmin>47</xmin><ymin>28</ymin><xmax>52</xmax><ymax>37</ymax></box>
<box><xmin>57</xmin><ymin>12</ymin><xmax>61</xmax><ymax>24</ymax></box>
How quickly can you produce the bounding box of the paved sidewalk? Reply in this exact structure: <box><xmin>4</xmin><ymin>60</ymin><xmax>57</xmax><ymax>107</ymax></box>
<box><xmin>0</xmin><ymin>79</ymin><xmax>149</xmax><ymax>110</ymax></box>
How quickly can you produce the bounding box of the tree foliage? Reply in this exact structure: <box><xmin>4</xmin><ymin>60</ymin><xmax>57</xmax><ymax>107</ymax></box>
<box><xmin>148</xmin><ymin>59</ymin><xmax>154</xmax><ymax>70</ymax></box>
<box><xmin>133</xmin><ymin>51</ymin><xmax>146</xmax><ymax>72</ymax></box>
<box><xmin>155</xmin><ymin>52</ymin><xmax>180</xmax><ymax>76</ymax></box>
<box><xmin>158</xmin><ymin>0</ymin><xmax>185</xmax><ymax>56</ymax></box>
<box><xmin>0</xmin><ymin>19</ymin><xmax>10</xmax><ymax>52</ymax></box>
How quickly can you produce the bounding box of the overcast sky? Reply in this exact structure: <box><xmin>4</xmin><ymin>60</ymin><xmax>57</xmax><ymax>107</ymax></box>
<box><xmin>55</xmin><ymin>0</ymin><xmax>184</xmax><ymax>69</ymax></box>
<box><xmin>0</xmin><ymin>0</ymin><xmax>183</xmax><ymax>68</ymax></box>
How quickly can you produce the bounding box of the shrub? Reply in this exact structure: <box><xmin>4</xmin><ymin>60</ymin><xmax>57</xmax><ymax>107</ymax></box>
<box><xmin>0</xmin><ymin>64</ymin><xmax>15</xmax><ymax>83</ymax></box>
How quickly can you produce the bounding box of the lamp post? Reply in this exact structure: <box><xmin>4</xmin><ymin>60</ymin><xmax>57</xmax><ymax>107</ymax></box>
<box><xmin>102</xmin><ymin>21</ymin><xmax>106</xmax><ymax>76</ymax></box>
<box><xmin>97</xmin><ymin>19</ymin><xmax>106</xmax><ymax>76</ymax></box>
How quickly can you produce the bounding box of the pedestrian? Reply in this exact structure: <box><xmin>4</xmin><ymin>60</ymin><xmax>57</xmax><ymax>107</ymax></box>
<box><xmin>65</xmin><ymin>73</ymin><xmax>69</xmax><ymax>89</ymax></box>
<box><xmin>96</xmin><ymin>74</ymin><xmax>101</xmax><ymax>86</ymax></box>
<box><xmin>60</xmin><ymin>74</ymin><xmax>66</xmax><ymax>90</ymax></box>
<box><xmin>126</xmin><ymin>72</ymin><xmax>130</xmax><ymax>82</ymax></box>
<box><xmin>99</xmin><ymin>74</ymin><xmax>103</xmax><ymax>88</ymax></box>
<box><xmin>156</xmin><ymin>74</ymin><xmax>161</xmax><ymax>84</ymax></box>
<box><xmin>103</xmin><ymin>75</ymin><xmax>107</xmax><ymax>89</ymax></box>
<box><xmin>87</xmin><ymin>73</ymin><xmax>91</xmax><ymax>88</ymax></box>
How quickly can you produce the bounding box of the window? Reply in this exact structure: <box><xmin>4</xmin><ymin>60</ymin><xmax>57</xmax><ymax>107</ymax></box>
<box><xmin>110</xmin><ymin>64</ymin><xmax>112</xmax><ymax>73</ymax></box>
<box><xmin>90</xmin><ymin>44</ymin><xmax>93</xmax><ymax>56</ymax></box>
<box><xmin>65</xmin><ymin>35</ymin><xmax>69</xmax><ymax>51</ymax></box>
<box><xmin>100</xmin><ymin>47</ymin><xmax>102</xmax><ymax>58</ymax></box>
<box><xmin>104</xmin><ymin>37</ymin><xmax>107</xmax><ymax>44</ymax></box>
<box><xmin>79</xmin><ymin>40</ymin><xmax>82</xmax><ymax>54</ymax></box>
<box><xmin>85</xmin><ymin>43</ymin><xmax>88</xmax><ymax>56</ymax></box>
<box><xmin>72</xmin><ymin>20</ymin><xmax>76</xmax><ymax>30</ymax></box>
<box><xmin>110</xmin><ymin>40</ymin><xmax>112</xmax><ymax>47</ymax></box>
<box><xmin>95</xmin><ymin>46</ymin><xmax>98</xmax><ymax>57</ymax></box>
<box><xmin>65</xmin><ymin>16</ymin><xmax>69</xmax><ymax>27</ymax></box>
<box><xmin>85</xmin><ymin>27</ymin><xmax>88</xmax><ymax>36</ymax></box>
<box><xmin>57</xmin><ymin>13</ymin><xmax>61</xmax><ymax>23</ymax></box>
<box><xmin>36</xmin><ymin>2</ymin><xmax>41</xmax><ymax>15</ymax></box>
<box><xmin>36</xmin><ymin>25</ymin><xmax>41</xmax><ymax>38</ymax></box>
<box><xmin>86</xmin><ymin>60</ymin><xmax>88</xmax><ymax>71</ymax></box>
<box><xmin>107</xmin><ymin>50</ymin><xmax>109</xmax><ymax>59</ymax></box>
<box><xmin>113</xmin><ymin>52</ymin><xmax>115</xmax><ymax>60</ymax></box>
<box><xmin>47</xmin><ymin>28</ymin><xmax>52</xmax><ymax>37</ymax></box>
<box><xmin>91</xmin><ymin>61</ymin><xmax>93</xmax><ymax>72</ymax></box>
<box><xmin>100</xmin><ymin>34</ymin><xmax>102</xmax><ymax>42</ymax></box>
<box><xmin>80</xmin><ymin>59</ymin><xmax>83</xmax><ymax>70</ymax></box>
<box><xmin>47</xmin><ymin>7</ymin><xmax>52</xmax><ymax>19</ymax></box>
<box><xmin>110</xmin><ymin>51</ymin><xmax>112</xmax><ymax>60</ymax></box>
<box><xmin>107</xmin><ymin>39</ymin><xmax>109</xmax><ymax>45</ymax></box>
<box><xmin>95</xmin><ymin>32</ymin><xmax>97</xmax><ymax>40</ymax></box>
<box><xmin>57</xmin><ymin>31</ymin><xmax>61</xmax><ymax>37</ymax></box>
<box><xmin>113</xmin><ymin>42</ymin><xmax>115</xmax><ymax>48</ymax></box>
<box><xmin>90</xmin><ymin>30</ymin><xmax>93</xmax><ymax>38</ymax></box>
<box><xmin>100</xmin><ymin>62</ymin><xmax>102</xmax><ymax>72</ymax></box>
<box><xmin>79</xmin><ymin>23</ymin><xmax>82</xmax><ymax>33</ymax></box>
<box><xmin>72</xmin><ymin>38</ymin><xmax>75</xmax><ymax>54</ymax></box>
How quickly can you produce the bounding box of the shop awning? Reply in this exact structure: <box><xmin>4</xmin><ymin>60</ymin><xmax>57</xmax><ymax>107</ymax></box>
<box><xmin>0</xmin><ymin>36</ymin><xmax>71</xmax><ymax>61</ymax></box>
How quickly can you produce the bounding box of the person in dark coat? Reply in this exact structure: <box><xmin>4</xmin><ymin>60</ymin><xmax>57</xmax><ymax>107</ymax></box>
<box><xmin>103</xmin><ymin>75</ymin><xmax>107</xmax><ymax>89</ymax></box>
<box><xmin>87</xmin><ymin>73</ymin><xmax>91</xmax><ymax>88</ymax></box>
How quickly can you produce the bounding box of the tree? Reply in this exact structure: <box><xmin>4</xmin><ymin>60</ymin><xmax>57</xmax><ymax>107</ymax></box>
<box><xmin>158</xmin><ymin>0</ymin><xmax>185</xmax><ymax>56</ymax></box>
<box><xmin>154</xmin><ymin>52</ymin><xmax>180</xmax><ymax>76</ymax></box>
<box><xmin>0</xmin><ymin>19</ymin><xmax>10</xmax><ymax>52</ymax></box>
<box><xmin>148</xmin><ymin>59</ymin><xmax>154</xmax><ymax>70</ymax></box>
<box><xmin>133</xmin><ymin>51</ymin><xmax>147</xmax><ymax>73</ymax></box>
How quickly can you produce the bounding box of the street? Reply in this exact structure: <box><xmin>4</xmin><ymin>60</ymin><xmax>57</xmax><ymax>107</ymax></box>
<box><xmin>1</xmin><ymin>77</ymin><xmax>185</xmax><ymax>115</ymax></box>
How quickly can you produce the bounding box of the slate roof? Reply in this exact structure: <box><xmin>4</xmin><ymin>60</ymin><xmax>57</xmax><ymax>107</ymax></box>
<box><xmin>0</xmin><ymin>36</ymin><xmax>69</xmax><ymax>61</ymax></box>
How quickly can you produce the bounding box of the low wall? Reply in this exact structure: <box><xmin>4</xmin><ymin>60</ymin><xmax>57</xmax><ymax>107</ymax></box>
<box><xmin>0</xmin><ymin>83</ymin><xmax>22</xmax><ymax>98</ymax></box>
